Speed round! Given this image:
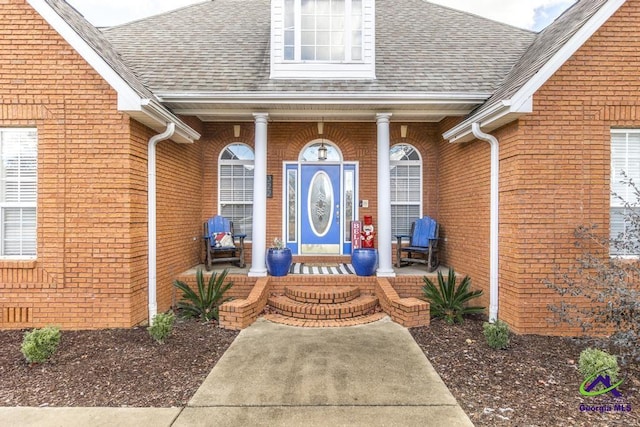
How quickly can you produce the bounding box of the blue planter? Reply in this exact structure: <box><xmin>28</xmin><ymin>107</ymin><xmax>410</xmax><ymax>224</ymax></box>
<box><xmin>266</xmin><ymin>248</ymin><xmax>292</xmax><ymax>276</ymax></box>
<box><xmin>351</xmin><ymin>248</ymin><xmax>378</xmax><ymax>276</ymax></box>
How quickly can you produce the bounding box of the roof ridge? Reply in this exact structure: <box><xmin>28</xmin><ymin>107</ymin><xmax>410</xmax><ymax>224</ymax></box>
<box><xmin>419</xmin><ymin>0</ymin><xmax>536</xmax><ymax>34</ymax></box>
<box><xmin>102</xmin><ymin>0</ymin><xmax>212</xmax><ymax>31</ymax></box>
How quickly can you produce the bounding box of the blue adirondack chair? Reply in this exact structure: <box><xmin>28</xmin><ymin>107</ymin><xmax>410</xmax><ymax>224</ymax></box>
<box><xmin>203</xmin><ymin>215</ymin><xmax>246</xmax><ymax>270</ymax></box>
<box><xmin>395</xmin><ymin>216</ymin><xmax>440</xmax><ymax>272</ymax></box>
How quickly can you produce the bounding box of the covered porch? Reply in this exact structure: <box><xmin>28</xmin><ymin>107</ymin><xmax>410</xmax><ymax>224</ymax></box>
<box><xmin>149</xmin><ymin>95</ymin><xmax>492</xmax><ymax>327</ymax></box>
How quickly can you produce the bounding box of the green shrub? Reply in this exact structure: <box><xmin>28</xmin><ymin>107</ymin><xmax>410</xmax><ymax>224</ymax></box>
<box><xmin>579</xmin><ymin>348</ymin><xmax>619</xmax><ymax>382</ymax></box>
<box><xmin>173</xmin><ymin>268</ymin><xmax>234</xmax><ymax>321</ymax></box>
<box><xmin>21</xmin><ymin>326</ymin><xmax>61</xmax><ymax>364</ymax></box>
<box><xmin>421</xmin><ymin>268</ymin><xmax>484</xmax><ymax>324</ymax></box>
<box><xmin>483</xmin><ymin>320</ymin><xmax>510</xmax><ymax>349</ymax></box>
<box><xmin>148</xmin><ymin>311</ymin><xmax>175</xmax><ymax>344</ymax></box>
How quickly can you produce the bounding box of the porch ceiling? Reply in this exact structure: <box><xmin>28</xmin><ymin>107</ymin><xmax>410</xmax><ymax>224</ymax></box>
<box><xmin>158</xmin><ymin>92</ymin><xmax>490</xmax><ymax>123</ymax></box>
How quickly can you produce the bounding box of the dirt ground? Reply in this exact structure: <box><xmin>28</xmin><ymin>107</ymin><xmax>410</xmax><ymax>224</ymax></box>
<box><xmin>410</xmin><ymin>316</ymin><xmax>639</xmax><ymax>426</ymax></box>
<box><xmin>0</xmin><ymin>315</ymin><xmax>638</xmax><ymax>427</ymax></box>
<box><xmin>0</xmin><ymin>318</ymin><xmax>238</xmax><ymax>407</ymax></box>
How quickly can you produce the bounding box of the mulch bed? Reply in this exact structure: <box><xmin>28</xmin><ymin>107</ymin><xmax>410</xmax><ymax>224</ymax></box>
<box><xmin>410</xmin><ymin>316</ymin><xmax>639</xmax><ymax>426</ymax></box>
<box><xmin>0</xmin><ymin>318</ymin><xmax>238</xmax><ymax>407</ymax></box>
<box><xmin>1</xmin><ymin>314</ymin><xmax>638</xmax><ymax>427</ymax></box>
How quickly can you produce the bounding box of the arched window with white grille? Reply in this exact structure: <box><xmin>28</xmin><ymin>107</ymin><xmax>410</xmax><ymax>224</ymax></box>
<box><xmin>390</xmin><ymin>143</ymin><xmax>422</xmax><ymax>237</ymax></box>
<box><xmin>219</xmin><ymin>143</ymin><xmax>254</xmax><ymax>240</ymax></box>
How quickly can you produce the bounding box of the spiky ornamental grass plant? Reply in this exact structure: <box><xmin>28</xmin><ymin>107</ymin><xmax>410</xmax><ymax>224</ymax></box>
<box><xmin>545</xmin><ymin>172</ymin><xmax>640</xmax><ymax>364</ymax></box>
<box><xmin>173</xmin><ymin>268</ymin><xmax>233</xmax><ymax>322</ymax></box>
<box><xmin>421</xmin><ymin>268</ymin><xmax>484</xmax><ymax>324</ymax></box>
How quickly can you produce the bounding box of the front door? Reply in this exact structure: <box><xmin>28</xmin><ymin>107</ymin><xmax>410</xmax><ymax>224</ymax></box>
<box><xmin>300</xmin><ymin>164</ymin><xmax>341</xmax><ymax>254</ymax></box>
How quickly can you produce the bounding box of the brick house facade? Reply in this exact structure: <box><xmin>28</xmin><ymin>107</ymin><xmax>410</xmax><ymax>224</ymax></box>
<box><xmin>0</xmin><ymin>0</ymin><xmax>637</xmax><ymax>334</ymax></box>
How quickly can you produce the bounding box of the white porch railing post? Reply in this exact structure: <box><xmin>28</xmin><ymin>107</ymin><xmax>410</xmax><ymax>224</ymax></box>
<box><xmin>376</xmin><ymin>113</ymin><xmax>396</xmax><ymax>277</ymax></box>
<box><xmin>249</xmin><ymin>113</ymin><xmax>269</xmax><ymax>277</ymax></box>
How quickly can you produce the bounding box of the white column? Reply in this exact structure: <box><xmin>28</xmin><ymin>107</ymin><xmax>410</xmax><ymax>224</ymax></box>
<box><xmin>249</xmin><ymin>113</ymin><xmax>269</xmax><ymax>277</ymax></box>
<box><xmin>376</xmin><ymin>113</ymin><xmax>395</xmax><ymax>277</ymax></box>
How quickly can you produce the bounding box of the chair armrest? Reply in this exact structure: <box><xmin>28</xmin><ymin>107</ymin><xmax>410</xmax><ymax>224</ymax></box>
<box><xmin>233</xmin><ymin>233</ymin><xmax>247</xmax><ymax>239</ymax></box>
<box><xmin>395</xmin><ymin>234</ymin><xmax>410</xmax><ymax>244</ymax></box>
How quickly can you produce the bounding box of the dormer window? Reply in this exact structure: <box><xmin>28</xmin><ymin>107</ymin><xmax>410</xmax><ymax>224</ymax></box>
<box><xmin>271</xmin><ymin>0</ymin><xmax>375</xmax><ymax>80</ymax></box>
<box><xmin>284</xmin><ymin>0</ymin><xmax>363</xmax><ymax>62</ymax></box>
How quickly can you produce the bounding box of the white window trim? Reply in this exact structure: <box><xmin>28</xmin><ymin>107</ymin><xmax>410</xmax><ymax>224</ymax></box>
<box><xmin>610</xmin><ymin>129</ymin><xmax>640</xmax><ymax>257</ymax></box>
<box><xmin>0</xmin><ymin>128</ymin><xmax>37</xmax><ymax>259</ymax></box>
<box><xmin>270</xmin><ymin>0</ymin><xmax>376</xmax><ymax>80</ymax></box>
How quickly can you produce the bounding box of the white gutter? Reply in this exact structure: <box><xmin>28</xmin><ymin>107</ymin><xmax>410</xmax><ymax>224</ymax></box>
<box><xmin>157</xmin><ymin>91</ymin><xmax>492</xmax><ymax>103</ymax></box>
<box><xmin>471</xmin><ymin>123</ymin><xmax>499</xmax><ymax>323</ymax></box>
<box><xmin>148</xmin><ymin>123</ymin><xmax>176</xmax><ymax>322</ymax></box>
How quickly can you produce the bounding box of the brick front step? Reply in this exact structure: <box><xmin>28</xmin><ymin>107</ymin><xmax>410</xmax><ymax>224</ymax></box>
<box><xmin>284</xmin><ymin>285</ymin><xmax>360</xmax><ymax>304</ymax></box>
<box><xmin>267</xmin><ymin>294</ymin><xmax>379</xmax><ymax>320</ymax></box>
<box><xmin>262</xmin><ymin>312</ymin><xmax>387</xmax><ymax>328</ymax></box>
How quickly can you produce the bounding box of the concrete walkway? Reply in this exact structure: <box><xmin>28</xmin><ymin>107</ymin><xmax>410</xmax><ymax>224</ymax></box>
<box><xmin>1</xmin><ymin>317</ymin><xmax>473</xmax><ymax>427</ymax></box>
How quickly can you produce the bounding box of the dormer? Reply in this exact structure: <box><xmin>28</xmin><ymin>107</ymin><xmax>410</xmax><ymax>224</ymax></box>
<box><xmin>270</xmin><ymin>0</ymin><xmax>376</xmax><ymax>80</ymax></box>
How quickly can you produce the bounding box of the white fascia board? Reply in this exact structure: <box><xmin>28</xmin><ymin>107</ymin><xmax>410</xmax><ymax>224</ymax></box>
<box><xmin>140</xmin><ymin>100</ymin><xmax>201</xmax><ymax>144</ymax></box>
<box><xmin>28</xmin><ymin>0</ymin><xmax>141</xmax><ymax>110</ymax></box>
<box><xmin>157</xmin><ymin>91</ymin><xmax>492</xmax><ymax>106</ymax></box>
<box><xmin>270</xmin><ymin>65</ymin><xmax>376</xmax><ymax>80</ymax></box>
<box><xmin>443</xmin><ymin>97</ymin><xmax>533</xmax><ymax>143</ymax></box>
<box><xmin>28</xmin><ymin>0</ymin><xmax>200</xmax><ymax>144</ymax></box>
<box><xmin>443</xmin><ymin>0</ymin><xmax>626</xmax><ymax>144</ymax></box>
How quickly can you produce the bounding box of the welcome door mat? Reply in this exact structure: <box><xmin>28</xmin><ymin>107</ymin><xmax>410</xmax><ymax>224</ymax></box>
<box><xmin>289</xmin><ymin>263</ymin><xmax>355</xmax><ymax>275</ymax></box>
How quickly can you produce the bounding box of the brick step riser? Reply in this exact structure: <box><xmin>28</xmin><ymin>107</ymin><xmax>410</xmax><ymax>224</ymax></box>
<box><xmin>267</xmin><ymin>296</ymin><xmax>379</xmax><ymax>321</ymax></box>
<box><xmin>263</xmin><ymin>312</ymin><xmax>387</xmax><ymax>328</ymax></box>
<box><xmin>284</xmin><ymin>286</ymin><xmax>361</xmax><ymax>304</ymax></box>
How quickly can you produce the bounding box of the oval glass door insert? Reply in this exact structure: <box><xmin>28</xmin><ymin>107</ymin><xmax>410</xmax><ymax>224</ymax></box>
<box><xmin>308</xmin><ymin>171</ymin><xmax>333</xmax><ymax>237</ymax></box>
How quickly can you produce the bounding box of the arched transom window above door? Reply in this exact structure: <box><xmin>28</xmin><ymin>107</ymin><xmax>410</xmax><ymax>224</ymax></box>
<box><xmin>219</xmin><ymin>143</ymin><xmax>254</xmax><ymax>240</ymax></box>
<box><xmin>299</xmin><ymin>139</ymin><xmax>343</xmax><ymax>162</ymax></box>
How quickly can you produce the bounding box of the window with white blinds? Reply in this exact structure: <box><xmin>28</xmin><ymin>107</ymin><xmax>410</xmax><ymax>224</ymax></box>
<box><xmin>390</xmin><ymin>144</ymin><xmax>422</xmax><ymax>237</ymax></box>
<box><xmin>219</xmin><ymin>144</ymin><xmax>254</xmax><ymax>240</ymax></box>
<box><xmin>610</xmin><ymin>130</ymin><xmax>640</xmax><ymax>256</ymax></box>
<box><xmin>0</xmin><ymin>129</ymin><xmax>37</xmax><ymax>257</ymax></box>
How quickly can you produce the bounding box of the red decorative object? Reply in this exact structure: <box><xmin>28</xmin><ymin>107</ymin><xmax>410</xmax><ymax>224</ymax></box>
<box><xmin>361</xmin><ymin>215</ymin><xmax>375</xmax><ymax>248</ymax></box>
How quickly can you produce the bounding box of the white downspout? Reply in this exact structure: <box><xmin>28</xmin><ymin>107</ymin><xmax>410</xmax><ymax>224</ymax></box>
<box><xmin>148</xmin><ymin>123</ymin><xmax>176</xmax><ymax>323</ymax></box>
<box><xmin>471</xmin><ymin>123</ymin><xmax>499</xmax><ymax>322</ymax></box>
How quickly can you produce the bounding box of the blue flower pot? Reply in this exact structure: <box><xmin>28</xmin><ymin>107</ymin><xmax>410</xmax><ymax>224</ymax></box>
<box><xmin>351</xmin><ymin>248</ymin><xmax>378</xmax><ymax>276</ymax></box>
<box><xmin>266</xmin><ymin>248</ymin><xmax>292</xmax><ymax>276</ymax></box>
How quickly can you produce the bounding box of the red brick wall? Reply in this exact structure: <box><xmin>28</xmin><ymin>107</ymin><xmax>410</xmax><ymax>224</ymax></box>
<box><xmin>0</xmin><ymin>0</ymin><xmax>204</xmax><ymax>329</ymax></box>
<box><xmin>0</xmin><ymin>0</ymin><xmax>138</xmax><ymax>329</ymax></box>
<box><xmin>498</xmin><ymin>1</ymin><xmax>640</xmax><ymax>335</ymax></box>
<box><xmin>129</xmin><ymin>120</ymin><xmax>204</xmax><ymax>323</ymax></box>
<box><xmin>439</xmin><ymin>1</ymin><xmax>640</xmax><ymax>335</ymax></box>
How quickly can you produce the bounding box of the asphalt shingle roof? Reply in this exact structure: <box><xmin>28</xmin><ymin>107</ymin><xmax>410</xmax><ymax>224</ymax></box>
<box><xmin>101</xmin><ymin>0</ymin><xmax>536</xmax><ymax>94</ymax></box>
<box><xmin>44</xmin><ymin>0</ymin><xmax>155</xmax><ymax>99</ymax></box>
<box><xmin>470</xmin><ymin>0</ymin><xmax>610</xmax><ymax>118</ymax></box>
